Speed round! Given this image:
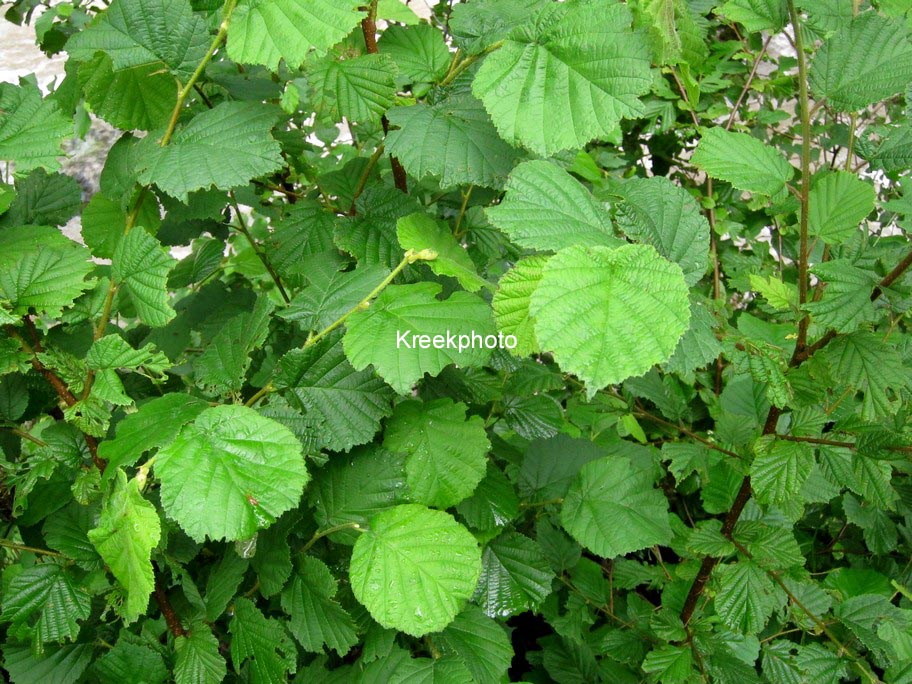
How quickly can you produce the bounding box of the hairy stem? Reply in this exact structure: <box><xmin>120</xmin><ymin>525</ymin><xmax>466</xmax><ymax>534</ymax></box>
<box><xmin>154</xmin><ymin>577</ymin><xmax>187</xmax><ymax>637</ymax></box>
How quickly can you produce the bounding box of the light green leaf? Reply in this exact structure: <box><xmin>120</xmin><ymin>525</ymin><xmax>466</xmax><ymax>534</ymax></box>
<box><xmin>639</xmin><ymin>0</ymin><xmax>708</xmax><ymax>66</ymax></box>
<box><xmin>0</xmin><ymin>563</ymin><xmax>91</xmax><ymax>643</ymax></box>
<box><xmin>385</xmin><ymin>94</ymin><xmax>518</xmax><ymax>189</ymax></box>
<box><xmin>642</xmin><ymin>645</ymin><xmax>695</xmax><ymax>683</ymax></box>
<box><xmin>228</xmin><ymin>0</ymin><xmax>364</xmax><ymax>70</ymax></box>
<box><xmin>112</xmin><ymin>227</ymin><xmax>176</xmax><ymax>327</ymax></box>
<box><xmin>0</xmin><ymin>226</ymin><xmax>94</xmax><ymax>318</ymax></box>
<box><xmin>530</xmin><ymin>244</ymin><xmax>690</xmax><ymax>395</ymax></box>
<box><xmin>396</xmin><ymin>213</ymin><xmax>487</xmax><ymax>292</ymax></box>
<box><xmin>809</xmin><ymin>12</ymin><xmax>912</xmax><ymax>111</ymax></box>
<box><xmin>311</xmin><ymin>53</ymin><xmax>397</xmax><ymax>123</ymax></box>
<box><xmin>194</xmin><ymin>297</ymin><xmax>273</xmax><ymax>395</ymax></box>
<box><xmin>155</xmin><ymin>405</ymin><xmax>309</xmax><ymax>541</ymax></box>
<box><xmin>274</xmin><ymin>332</ymin><xmax>394</xmax><ymax>453</ymax></box>
<box><xmin>343</xmin><ymin>282</ymin><xmax>496</xmax><ymax>394</ymax></box>
<box><xmin>77</xmin><ymin>53</ymin><xmax>176</xmax><ymax>131</ymax></box>
<box><xmin>473</xmin><ymin>531</ymin><xmax>554</xmax><ymax>618</ymax></box>
<box><xmin>98</xmin><ymin>393</ymin><xmax>208</xmax><ymax>476</ymax></box>
<box><xmin>435</xmin><ymin>607</ymin><xmax>514</xmax><ymax>684</ymax></box>
<box><xmin>87</xmin><ymin>335</ymin><xmax>170</xmax><ymax>405</ymax></box>
<box><xmin>350</xmin><ymin>504</ymin><xmax>482</xmax><ymax>636</ymax></box>
<box><xmin>136</xmin><ymin>102</ymin><xmax>284</xmax><ymax>201</ymax></box>
<box><xmin>0</xmin><ymin>79</ymin><xmax>71</xmax><ymax>172</ymax></box>
<box><xmin>472</xmin><ymin>1</ymin><xmax>652</xmax><ymax>155</ymax></box>
<box><xmin>229</xmin><ymin>598</ymin><xmax>296</xmax><ymax>683</ymax></box>
<box><xmin>0</xmin><ymin>169</ymin><xmax>81</xmax><ymax>228</ymax></box>
<box><xmin>720</xmin><ymin>0</ymin><xmax>787</xmax><ymax>32</ymax></box>
<box><xmin>383</xmin><ymin>398</ymin><xmax>489</xmax><ymax>509</ymax></box>
<box><xmin>518</xmin><ymin>434</ymin><xmax>607</xmax><ymax>502</ymax></box>
<box><xmin>281</xmin><ymin>557</ymin><xmax>358</xmax><ymax>656</ymax></box>
<box><xmin>614</xmin><ymin>176</ymin><xmax>710</xmax><ymax>286</ymax></box>
<box><xmin>691</xmin><ymin>127</ymin><xmax>794</xmax><ymax>197</ymax></box>
<box><xmin>310</xmin><ymin>446</ymin><xmax>409</xmax><ymax>537</ymax></box>
<box><xmin>486</xmin><ymin>161</ymin><xmax>620</xmax><ymax>251</ymax></box>
<box><xmin>174</xmin><ymin>626</ymin><xmax>227</xmax><ymax>684</ymax></box>
<box><xmin>561</xmin><ymin>456</ymin><xmax>673</xmax><ymax>557</ymax></box>
<box><xmin>713</xmin><ymin>561</ymin><xmax>781</xmax><ymax>634</ymax></box>
<box><xmin>749</xmin><ymin>274</ymin><xmax>798</xmax><ymax>311</ymax></box>
<box><xmin>377</xmin><ymin>0</ymin><xmax>421</xmax><ymax>24</ymax></box>
<box><xmin>807</xmin><ymin>171</ymin><xmax>874</xmax><ymax>243</ymax></box>
<box><xmin>805</xmin><ymin>260</ymin><xmax>878</xmax><ymax>333</ymax></box>
<box><xmin>3</xmin><ymin>643</ymin><xmax>92</xmax><ymax>684</ymax></box>
<box><xmin>88</xmin><ymin>469</ymin><xmax>161</xmax><ymax>623</ymax></box>
<box><xmin>378</xmin><ymin>23</ymin><xmax>451</xmax><ymax>83</ymax></box>
<box><xmin>751</xmin><ymin>438</ymin><xmax>815</xmax><ymax>505</ymax></box>
<box><xmin>65</xmin><ymin>0</ymin><xmax>209</xmax><ymax>79</ymax></box>
<box><xmin>492</xmin><ymin>255</ymin><xmax>548</xmax><ymax>357</ymax></box>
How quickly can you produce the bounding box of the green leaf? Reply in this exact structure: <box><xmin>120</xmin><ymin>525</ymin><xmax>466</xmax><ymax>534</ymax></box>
<box><xmin>310</xmin><ymin>446</ymin><xmax>409</xmax><ymax>537</ymax></box>
<box><xmin>174</xmin><ymin>626</ymin><xmax>227</xmax><ymax>684</ymax></box>
<box><xmin>0</xmin><ymin>78</ymin><xmax>71</xmax><ymax>172</ymax></box>
<box><xmin>821</xmin><ymin>332</ymin><xmax>908</xmax><ymax>420</ymax></box>
<box><xmin>343</xmin><ymin>282</ymin><xmax>496</xmax><ymax>394</ymax></box>
<box><xmin>867</xmin><ymin>123</ymin><xmax>912</xmax><ymax>173</ymax></box>
<box><xmin>472</xmin><ymin>1</ymin><xmax>652</xmax><ymax>155</ymax></box>
<box><xmin>517</xmin><ymin>434</ymin><xmax>607</xmax><ymax>501</ymax></box>
<box><xmin>136</xmin><ymin>102</ymin><xmax>284</xmax><ymax>201</ymax></box>
<box><xmin>719</xmin><ymin>0</ymin><xmax>787</xmax><ymax>32</ymax></box>
<box><xmin>274</xmin><ymin>332</ymin><xmax>394</xmax><ymax>453</ymax></box>
<box><xmin>0</xmin><ymin>226</ymin><xmax>94</xmax><ymax>318</ymax></box>
<box><xmin>383</xmin><ymin>398</ymin><xmax>490</xmax><ymax>509</ymax></box>
<box><xmin>492</xmin><ymin>255</ymin><xmax>547</xmax><ymax>357</ymax></box>
<box><xmin>435</xmin><ymin>607</ymin><xmax>514</xmax><ymax>684</ymax></box>
<box><xmin>194</xmin><ymin>297</ymin><xmax>273</xmax><ymax>395</ymax></box>
<box><xmin>807</xmin><ymin>171</ymin><xmax>874</xmax><ymax>244</ymax></box>
<box><xmin>805</xmin><ymin>260</ymin><xmax>878</xmax><ymax>333</ymax></box>
<box><xmin>227</xmin><ymin>0</ymin><xmax>364</xmax><ymax>70</ymax></box>
<box><xmin>561</xmin><ymin>456</ymin><xmax>673</xmax><ymax>557</ymax></box>
<box><xmin>385</xmin><ymin>94</ymin><xmax>518</xmax><ymax>189</ymax></box>
<box><xmin>3</xmin><ymin>643</ymin><xmax>92</xmax><ymax>684</ymax></box>
<box><xmin>642</xmin><ymin>645</ymin><xmax>695</xmax><ymax>684</ymax></box>
<box><xmin>350</xmin><ymin>504</ymin><xmax>482</xmax><ymax>637</ymax></box>
<box><xmin>451</xmin><ymin>0</ymin><xmax>551</xmax><ymax>54</ymax></box>
<box><xmin>664</xmin><ymin>301</ymin><xmax>723</xmax><ymax>380</ymax></box>
<box><xmin>751</xmin><ymin>438</ymin><xmax>815</xmax><ymax>505</ymax></box>
<box><xmin>0</xmin><ymin>563</ymin><xmax>91</xmax><ymax>643</ymax></box>
<box><xmin>613</xmin><ymin>176</ymin><xmax>710</xmax><ymax>286</ymax></box>
<box><xmin>473</xmin><ymin>531</ymin><xmax>554</xmax><ymax>618</ymax></box>
<box><xmin>155</xmin><ymin>405</ymin><xmax>309</xmax><ymax>541</ymax></box>
<box><xmin>311</xmin><ymin>54</ymin><xmax>397</xmax><ymax>123</ymax></box>
<box><xmin>0</xmin><ymin>169</ymin><xmax>82</xmax><ymax>228</ymax></box>
<box><xmin>229</xmin><ymin>598</ymin><xmax>296</xmax><ymax>682</ymax></box>
<box><xmin>99</xmin><ymin>393</ymin><xmax>208</xmax><ymax>476</ymax></box>
<box><xmin>691</xmin><ymin>127</ymin><xmax>794</xmax><ymax>197</ymax></box>
<box><xmin>92</xmin><ymin>639</ymin><xmax>167</xmax><ymax>684</ymax></box>
<box><xmin>86</xmin><ymin>335</ymin><xmax>170</xmax><ymax>405</ymax></box>
<box><xmin>204</xmin><ymin>553</ymin><xmax>248</xmax><ymax>621</ymax></box>
<box><xmin>378</xmin><ymin>23</ymin><xmax>451</xmax><ymax>83</ymax></box>
<box><xmin>749</xmin><ymin>274</ymin><xmax>798</xmax><ymax>312</ymax></box>
<box><xmin>281</xmin><ymin>259</ymin><xmax>388</xmax><ymax>331</ymax></box>
<box><xmin>639</xmin><ymin>0</ymin><xmax>708</xmax><ymax>66</ymax></box>
<box><xmin>88</xmin><ymin>469</ymin><xmax>161</xmax><ymax>623</ymax></box>
<box><xmin>280</xmin><ymin>557</ymin><xmax>358</xmax><ymax>656</ymax></box>
<box><xmin>112</xmin><ymin>227</ymin><xmax>176</xmax><ymax>327</ymax></box>
<box><xmin>486</xmin><ymin>160</ymin><xmax>620</xmax><ymax>251</ymax></box>
<box><xmin>530</xmin><ymin>244</ymin><xmax>690</xmax><ymax>395</ymax></box>
<box><xmin>335</xmin><ymin>186</ymin><xmax>421</xmax><ymax>269</ymax></box>
<box><xmin>713</xmin><ymin>561</ymin><xmax>781</xmax><ymax>634</ymax></box>
<box><xmin>65</xmin><ymin>0</ymin><xmax>209</xmax><ymax>79</ymax></box>
<box><xmin>77</xmin><ymin>53</ymin><xmax>176</xmax><ymax>131</ymax></box>
<box><xmin>396</xmin><ymin>213</ymin><xmax>487</xmax><ymax>292</ymax></box>
<box><xmin>809</xmin><ymin>12</ymin><xmax>912</xmax><ymax>111</ymax></box>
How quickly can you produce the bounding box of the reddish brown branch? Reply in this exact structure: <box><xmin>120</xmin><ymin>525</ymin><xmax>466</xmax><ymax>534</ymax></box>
<box><xmin>360</xmin><ymin>7</ymin><xmax>408</xmax><ymax>194</ymax></box>
<box><xmin>154</xmin><ymin>578</ymin><xmax>187</xmax><ymax>637</ymax></box>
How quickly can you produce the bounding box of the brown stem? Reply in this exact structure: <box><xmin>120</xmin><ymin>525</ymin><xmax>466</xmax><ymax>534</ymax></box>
<box><xmin>154</xmin><ymin>578</ymin><xmax>187</xmax><ymax>637</ymax></box>
<box><xmin>361</xmin><ymin>4</ymin><xmax>408</xmax><ymax>193</ymax></box>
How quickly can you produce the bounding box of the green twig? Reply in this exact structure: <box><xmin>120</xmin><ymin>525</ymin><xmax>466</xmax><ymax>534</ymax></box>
<box><xmin>300</xmin><ymin>522</ymin><xmax>364</xmax><ymax>554</ymax></box>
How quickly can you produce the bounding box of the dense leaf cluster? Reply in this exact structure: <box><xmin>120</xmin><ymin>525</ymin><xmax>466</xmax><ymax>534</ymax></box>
<box><xmin>1</xmin><ymin>0</ymin><xmax>912</xmax><ymax>681</ymax></box>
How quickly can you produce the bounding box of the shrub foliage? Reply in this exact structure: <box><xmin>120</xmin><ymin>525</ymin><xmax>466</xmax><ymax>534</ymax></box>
<box><xmin>1</xmin><ymin>0</ymin><xmax>912</xmax><ymax>681</ymax></box>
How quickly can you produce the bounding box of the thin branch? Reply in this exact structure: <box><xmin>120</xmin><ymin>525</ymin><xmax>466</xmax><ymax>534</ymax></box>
<box><xmin>229</xmin><ymin>195</ymin><xmax>290</xmax><ymax>303</ymax></box>
<box><xmin>300</xmin><ymin>522</ymin><xmax>363</xmax><ymax>554</ymax></box>
<box><xmin>154</xmin><ymin>577</ymin><xmax>187</xmax><ymax>637</ymax></box>
<box><xmin>0</xmin><ymin>538</ymin><xmax>63</xmax><ymax>557</ymax></box>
